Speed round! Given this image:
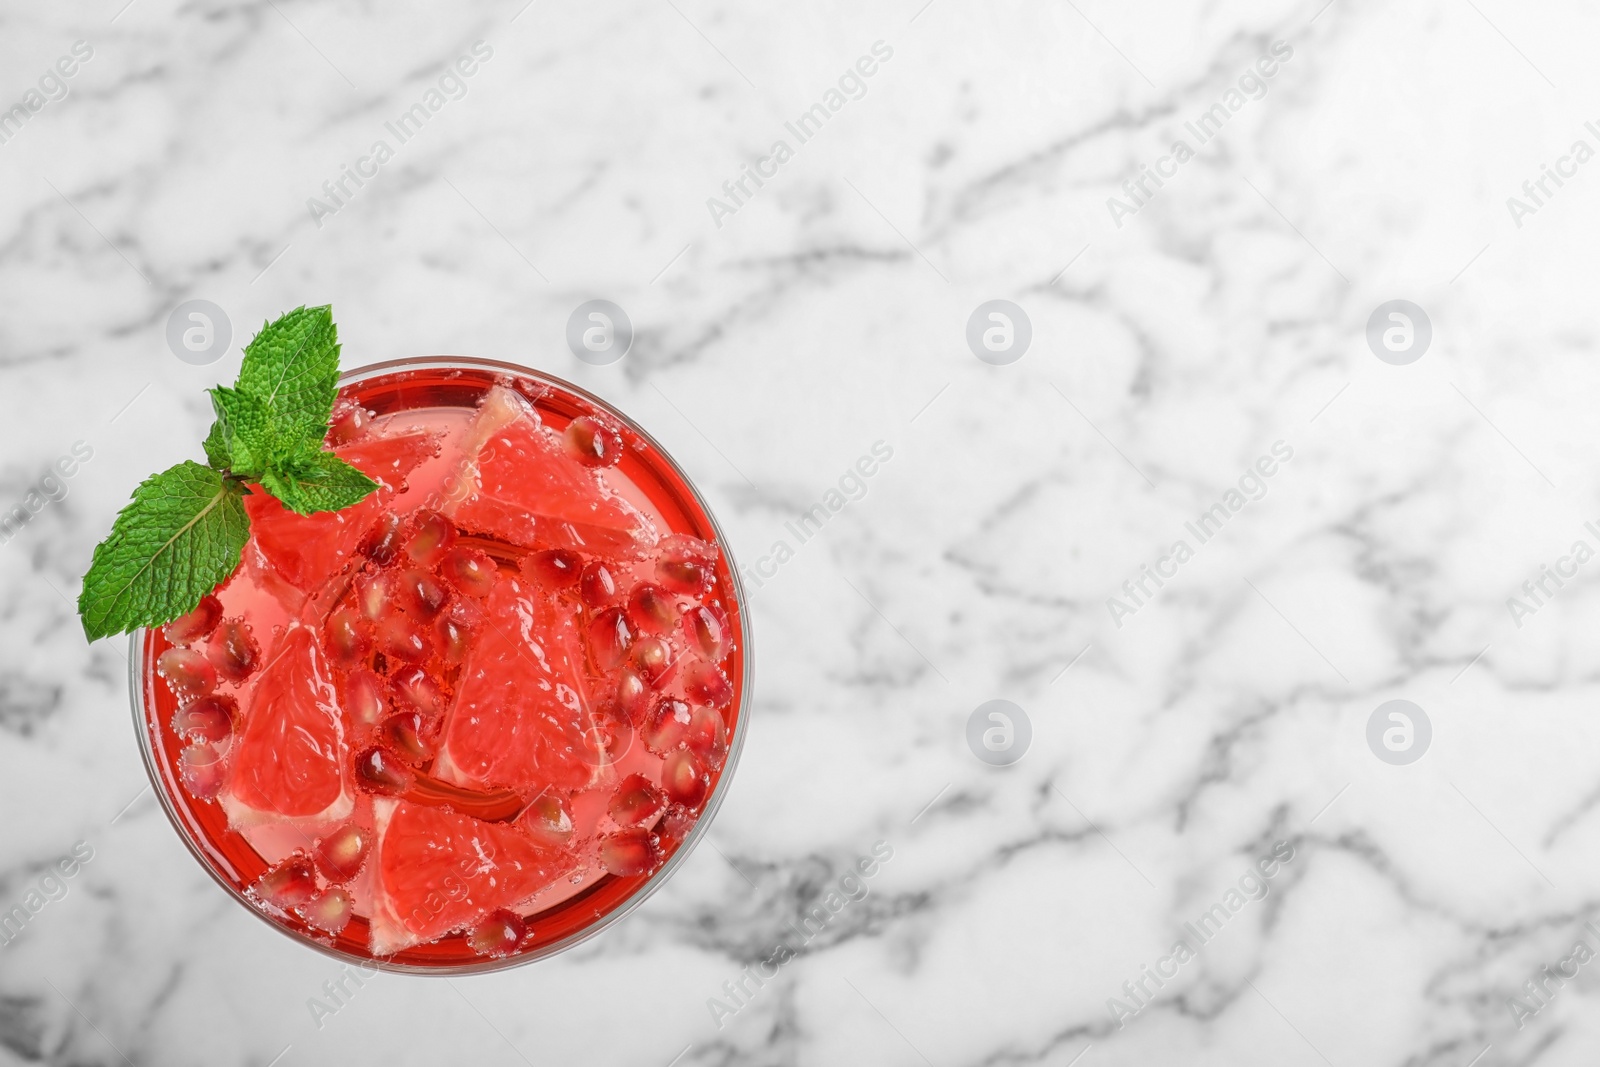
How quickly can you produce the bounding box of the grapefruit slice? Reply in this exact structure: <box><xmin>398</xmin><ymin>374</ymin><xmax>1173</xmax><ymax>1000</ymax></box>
<box><xmin>435</xmin><ymin>576</ymin><xmax>605</xmax><ymax>794</ymax></box>
<box><xmin>447</xmin><ymin>386</ymin><xmax>657</xmax><ymax>557</ymax></box>
<box><xmin>223</xmin><ymin>624</ymin><xmax>353</xmax><ymax>830</ymax></box>
<box><xmin>366</xmin><ymin>798</ymin><xmax>573</xmax><ymax>955</ymax></box>
<box><xmin>244</xmin><ymin>428</ymin><xmax>442</xmax><ymax>598</ymax></box>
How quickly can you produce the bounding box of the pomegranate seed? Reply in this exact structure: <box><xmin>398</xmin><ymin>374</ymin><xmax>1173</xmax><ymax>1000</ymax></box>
<box><xmin>324</xmin><ymin>606</ymin><xmax>370</xmax><ymax>666</ymax></box>
<box><xmin>685</xmin><ymin>604</ymin><xmax>729</xmax><ymax>661</ymax></box>
<box><xmin>354</xmin><ymin>746</ymin><xmax>414</xmax><ymax>795</ymax></box>
<box><xmin>609</xmin><ymin>774</ymin><xmax>666</xmax><ymax>827</ymax></box>
<box><xmin>253</xmin><ymin>855</ymin><xmax>317</xmax><ymax>909</ymax></box>
<box><xmin>207</xmin><ymin>618</ymin><xmax>260</xmax><ymax>684</ymax></box>
<box><xmin>157</xmin><ymin>647</ymin><xmax>217</xmax><ymax>699</ymax></box>
<box><xmin>354</xmin><ymin>570</ymin><xmax>395</xmax><ymax>623</ymax></box>
<box><xmin>587</xmin><ymin>608</ymin><xmax>634</xmax><ymax>670</ymax></box>
<box><xmin>466</xmin><ymin>909</ymin><xmax>527</xmax><ymax>957</ymax></box>
<box><xmin>384</xmin><ymin>711</ymin><xmax>437</xmax><ymax>763</ymax></box>
<box><xmin>440</xmin><ymin>547</ymin><xmax>497</xmax><ymax>598</ymax></box>
<box><xmin>378</xmin><ymin>615</ymin><xmax>430</xmax><ymax>664</ymax></box>
<box><xmin>164</xmin><ymin>594</ymin><xmax>223</xmax><ymax>644</ymax></box>
<box><xmin>656</xmin><ymin>534</ymin><xmax>716</xmax><ymax>597</ymax></box>
<box><xmin>390</xmin><ymin>666</ymin><xmax>447</xmax><ymax>718</ymax></box>
<box><xmin>360</xmin><ymin>513</ymin><xmax>405</xmax><ymax>565</ymax></box>
<box><xmin>563</xmin><ymin>414</ymin><xmax>623</xmax><ymax>469</ymax></box>
<box><xmin>600</xmin><ymin>828</ymin><xmax>662</xmax><ymax>877</ymax></box>
<box><xmin>614</xmin><ymin>668</ymin><xmax>652</xmax><ymax>726</ymax></box>
<box><xmin>662</xmin><ymin>749</ymin><xmax>710</xmax><ymax>807</ymax></box>
<box><xmin>685</xmin><ymin>661</ymin><xmax>734</xmax><ymax>709</ymax></box>
<box><xmin>314</xmin><ymin>824</ymin><xmax>372</xmax><ymax>882</ymax></box>
<box><xmin>579</xmin><ymin>561</ymin><xmax>619</xmax><ymax>607</ymax></box>
<box><xmin>642</xmin><ymin>697</ymin><xmax>692</xmax><ymax>755</ymax></box>
<box><xmin>172</xmin><ymin>694</ymin><xmax>237</xmax><ymax>743</ymax></box>
<box><xmin>397</xmin><ymin>567</ymin><xmax>450</xmax><ymax>619</ymax></box>
<box><xmin>626</xmin><ymin>584</ymin><xmax>676</xmax><ymax>636</ymax></box>
<box><xmin>632</xmin><ymin>635</ymin><xmax>678</xmax><ymax>687</ymax></box>
<box><xmin>520</xmin><ymin>793</ymin><xmax>574</xmax><ymax>846</ymax></box>
<box><xmin>405</xmin><ymin>510</ymin><xmax>457</xmax><ymax>566</ymax></box>
<box><xmin>657</xmin><ymin>804</ymin><xmax>696</xmax><ymax>844</ymax></box>
<box><xmin>435</xmin><ymin>613</ymin><xmax>471</xmax><ymax>664</ymax></box>
<box><xmin>343</xmin><ymin>668</ymin><xmax>387</xmax><ymax>730</ymax></box>
<box><xmin>685</xmin><ymin>706</ymin><xmax>729</xmax><ymax>770</ymax></box>
<box><xmin>327</xmin><ymin>401</ymin><xmax>372</xmax><ymax>446</ymax></box>
<box><xmin>657</xmin><ymin>558</ymin><xmax>711</xmax><ymax>597</ymax></box>
<box><xmin>527</xmin><ymin>549</ymin><xmax>582</xmax><ymax>588</ymax></box>
<box><xmin>575</xmin><ymin>713</ymin><xmax>632</xmax><ymax>767</ymax></box>
<box><xmin>299</xmin><ymin>887</ymin><xmax>354</xmax><ymax>935</ymax></box>
<box><xmin>178</xmin><ymin>743</ymin><xmax>227</xmax><ymax>799</ymax></box>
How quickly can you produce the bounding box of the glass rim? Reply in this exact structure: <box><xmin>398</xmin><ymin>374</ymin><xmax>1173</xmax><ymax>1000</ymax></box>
<box><xmin>127</xmin><ymin>354</ymin><xmax>755</xmax><ymax>975</ymax></box>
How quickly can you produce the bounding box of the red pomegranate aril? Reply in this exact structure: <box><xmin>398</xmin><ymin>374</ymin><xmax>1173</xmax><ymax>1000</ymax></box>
<box><xmin>686</xmin><ymin>706</ymin><xmax>729</xmax><ymax>769</ymax></box>
<box><xmin>587</xmin><ymin>608</ymin><xmax>634</xmax><ymax>670</ymax></box>
<box><xmin>398</xmin><ymin>567</ymin><xmax>450</xmax><ymax>619</ymax></box>
<box><xmin>609</xmin><ymin>774</ymin><xmax>667</xmax><ymax>827</ymax></box>
<box><xmin>614</xmin><ymin>668</ymin><xmax>652</xmax><ymax>726</ymax></box>
<box><xmin>626</xmin><ymin>583</ymin><xmax>676</xmax><ymax>636</ymax></box>
<box><xmin>178</xmin><ymin>743</ymin><xmax>227</xmax><ymax>799</ymax></box>
<box><xmin>360</xmin><ymin>512</ymin><xmax>405</xmax><ymax>564</ymax></box>
<box><xmin>440</xmin><ymin>546</ymin><xmax>497</xmax><ymax>598</ymax></box>
<box><xmin>657</xmin><ymin>804</ymin><xmax>696</xmax><ymax>844</ymax></box>
<box><xmin>385</xmin><ymin>711</ymin><xmax>437</xmax><ymax>763</ymax></box>
<box><xmin>656</xmin><ymin>559</ymin><xmax>710</xmax><ymax>597</ymax></box>
<box><xmin>519</xmin><ymin>793</ymin><xmax>575</xmax><ymax>846</ymax></box>
<box><xmin>642</xmin><ymin>697</ymin><xmax>693</xmax><ymax>755</ymax></box>
<box><xmin>662</xmin><ymin>749</ymin><xmax>710</xmax><ymax>807</ymax></box>
<box><xmin>405</xmin><ymin>510</ymin><xmax>457</xmax><ymax>565</ymax></box>
<box><xmin>157</xmin><ymin>647</ymin><xmax>217</xmax><ymax>699</ymax></box>
<box><xmin>527</xmin><ymin>548</ymin><xmax>582</xmax><ymax>588</ymax></box>
<box><xmin>344</xmin><ymin>668</ymin><xmax>387</xmax><ymax>730</ymax></box>
<box><xmin>354</xmin><ymin>570</ymin><xmax>395</xmax><ymax>623</ymax></box>
<box><xmin>299</xmin><ymin>887</ymin><xmax>354</xmax><ymax>935</ymax></box>
<box><xmin>685</xmin><ymin>661</ymin><xmax>734</xmax><ymax>709</ymax></box>
<box><xmin>600</xmin><ymin>828</ymin><xmax>662</xmax><ymax>877</ymax></box>
<box><xmin>435</xmin><ymin>614</ymin><xmax>471</xmax><ymax>664</ymax></box>
<box><xmin>685</xmin><ymin>604</ymin><xmax>729</xmax><ymax>661</ymax></box>
<box><xmin>253</xmin><ymin>855</ymin><xmax>318</xmax><ymax>909</ymax></box>
<box><xmin>563</xmin><ymin>414</ymin><xmax>623</xmax><ymax>469</ymax></box>
<box><xmin>579</xmin><ymin>560</ymin><xmax>620</xmax><ymax>607</ymax></box>
<box><xmin>327</xmin><ymin>401</ymin><xmax>372</xmax><ymax>446</ymax></box>
<box><xmin>164</xmin><ymin>594</ymin><xmax>223</xmax><ymax>645</ymax></box>
<box><xmin>172</xmin><ymin>694</ymin><xmax>237</xmax><ymax>744</ymax></box>
<box><xmin>633</xmin><ymin>635</ymin><xmax>678</xmax><ymax>687</ymax></box>
<box><xmin>207</xmin><ymin>619</ymin><xmax>260</xmax><ymax>684</ymax></box>
<box><xmin>390</xmin><ymin>666</ymin><xmax>447</xmax><ymax>718</ymax></box>
<box><xmin>580</xmin><ymin>715</ymin><xmax>632</xmax><ymax>766</ymax></box>
<box><xmin>324</xmin><ymin>606</ymin><xmax>370</xmax><ymax>666</ymax></box>
<box><xmin>314</xmin><ymin>824</ymin><xmax>372</xmax><ymax>883</ymax></box>
<box><xmin>466</xmin><ymin>909</ymin><xmax>527</xmax><ymax>958</ymax></box>
<box><xmin>378</xmin><ymin>615</ymin><xmax>430</xmax><ymax>664</ymax></box>
<box><xmin>354</xmin><ymin>746</ymin><xmax>414</xmax><ymax>795</ymax></box>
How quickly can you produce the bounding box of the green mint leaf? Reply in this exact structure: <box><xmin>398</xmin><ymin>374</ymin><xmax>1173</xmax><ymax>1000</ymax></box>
<box><xmin>237</xmin><ymin>305</ymin><xmax>340</xmax><ymax>455</ymax></box>
<box><xmin>201</xmin><ymin>419</ymin><xmax>230</xmax><ymax>470</ymax></box>
<box><xmin>259</xmin><ymin>448</ymin><xmax>380</xmax><ymax>516</ymax></box>
<box><xmin>208</xmin><ymin>385</ymin><xmax>277</xmax><ymax>477</ymax></box>
<box><xmin>78</xmin><ymin>461</ymin><xmax>250</xmax><ymax>641</ymax></box>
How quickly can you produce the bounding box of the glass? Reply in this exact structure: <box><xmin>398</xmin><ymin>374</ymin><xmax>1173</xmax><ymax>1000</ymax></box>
<box><xmin>129</xmin><ymin>356</ymin><xmax>752</xmax><ymax>973</ymax></box>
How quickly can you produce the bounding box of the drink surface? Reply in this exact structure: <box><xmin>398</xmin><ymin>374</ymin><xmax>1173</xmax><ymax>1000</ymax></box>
<box><xmin>137</xmin><ymin>365</ymin><xmax>746</xmax><ymax>969</ymax></box>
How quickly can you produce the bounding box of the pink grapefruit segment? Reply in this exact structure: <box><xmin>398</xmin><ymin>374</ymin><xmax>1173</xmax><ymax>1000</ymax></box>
<box><xmin>225</xmin><ymin>625</ymin><xmax>352</xmax><ymax>826</ymax></box>
<box><xmin>447</xmin><ymin>386</ymin><xmax>657</xmax><ymax>557</ymax></box>
<box><xmin>245</xmin><ymin>429</ymin><xmax>441</xmax><ymax>596</ymax></box>
<box><xmin>368</xmin><ymin>799</ymin><xmax>573</xmax><ymax>954</ymax></box>
<box><xmin>437</xmin><ymin>576</ymin><xmax>603</xmax><ymax>793</ymax></box>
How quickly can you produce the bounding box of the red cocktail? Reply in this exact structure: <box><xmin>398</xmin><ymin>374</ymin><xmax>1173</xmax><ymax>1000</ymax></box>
<box><xmin>131</xmin><ymin>358</ymin><xmax>749</xmax><ymax>971</ymax></box>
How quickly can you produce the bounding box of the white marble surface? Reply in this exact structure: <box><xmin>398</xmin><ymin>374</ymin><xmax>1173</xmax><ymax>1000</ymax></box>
<box><xmin>4</xmin><ymin>0</ymin><xmax>1600</xmax><ymax>1064</ymax></box>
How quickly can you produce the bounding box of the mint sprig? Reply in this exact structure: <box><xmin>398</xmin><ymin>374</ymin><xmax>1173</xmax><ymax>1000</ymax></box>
<box><xmin>78</xmin><ymin>305</ymin><xmax>379</xmax><ymax>641</ymax></box>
